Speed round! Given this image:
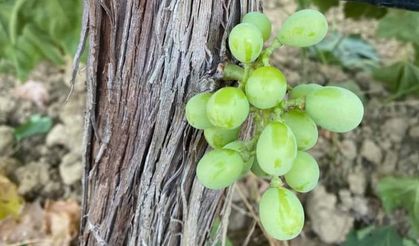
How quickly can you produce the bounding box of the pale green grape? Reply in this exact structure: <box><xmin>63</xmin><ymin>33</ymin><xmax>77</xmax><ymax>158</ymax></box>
<box><xmin>256</xmin><ymin>122</ymin><xmax>297</xmax><ymax>176</ymax></box>
<box><xmin>196</xmin><ymin>149</ymin><xmax>243</xmax><ymax>189</ymax></box>
<box><xmin>250</xmin><ymin>159</ymin><xmax>269</xmax><ymax>177</ymax></box>
<box><xmin>228</xmin><ymin>23</ymin><xmax>264</xmax><ymax>63</ymax></box>
<box><xmin>277</xmin><ymin>9</ymin><xmax>328</xmax><ymax>47</ymax></box>
<box><xmin>283</xmin><ymin>110</ymin><xmax>318</xmax><ymax>150</ymax></box>
<box><xmin>207</xmin><ymin>87</ymin><xmax>250</xmax><ymax>129</ymax></box>
<box><xmin>245</xmin><ymin>66</ymin><xmax>287</xmax><ymax>109</ymax></box>
<box><xmin>289</xmin><ymin>83</ymin><xmax>322</xmax><ymax>99</ymax></box>
<box><xmin>305</xmin><ymin>86</ymin><xmax>364</xmax><ymax>133</ymax></box>
<box><xmin>204</xmin><ymin>127</ymin><xmax>240</xmax><ymax>149</ymax></box>
<box><xmin>224</xmin><ymin>141</ymin><xmax>254</xmax><ymax>176</ymax></box>
<box><xmin>259</xmin><ymin>187</ymin><xmax>305</xmax><ymax>240</ymax></box>
<box><xmin>242</xmin><ymin>12</ymin><xmax>272</xmax><ymax>41</ymax></box>
<box><xmin>285</xmin><ymin>151</ymin><xmax>319</xmax><ymax>193</ymax></box>
<box><xmin>185</xmin><ymin>92</ymin><xmax>213</xmax><ymax>129</ymax></box>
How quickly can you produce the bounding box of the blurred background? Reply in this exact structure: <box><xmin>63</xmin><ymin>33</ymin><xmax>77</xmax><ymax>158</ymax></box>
<box><xmin>0</xmin><ymin>0</ymin><xmax>418</xmax><ymax>245</ymax></box>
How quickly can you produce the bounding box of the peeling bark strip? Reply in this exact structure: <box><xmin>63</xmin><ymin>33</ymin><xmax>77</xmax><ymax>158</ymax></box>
<box><xmin>80</xmin><ymin>0</ymin><xmax>260</xmax><ymax>245</ymax></box>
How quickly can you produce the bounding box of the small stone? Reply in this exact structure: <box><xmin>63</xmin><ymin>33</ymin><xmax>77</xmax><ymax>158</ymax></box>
<box><xmin>352</xmin><ymin>196</ymin><xmax>369</xmax><ymax>217</ymax></box>
<box><xmin>0</xmin><ymin>125</ymin><xmax>15</xmax><ymax>156</ymax></box>
<box><xmin>340</xmin><ymin>140</ymin><xmax>357</xmax><ymax>160</ymax></box>
<box><xmin>381</xmin><ymin>151</ymin><xmax>398</xmax><ymax>174</ymax></box>
<box><xmin>348</xmin><ymin>171</ymin><xmax>367</xmax><ymax>195</ymax></box>
<box><xmin>307</xmin><ymin>185</ymin><xmax>354</xmax><ymax>244</ymax></box>
<box><xmin>59</xmin><ymin>153</ymin><xmax>82</xmax><ymax>185</ymax></box>
<box><xmin>0</xmin><ymin>157</ymin><xmax>21</xmax><ymax>178</ymax></box>
<box><xmin>0</xmin><ymin>97</ymin><xmax>16</xmax><ymax>124</ymax></box>
<box><xmin>409</xmin><ymin>125</ymin><xmax>419</xmax><ymax>138</ymax></box>
<box><xmin>382</xmin><ymin>118</ymin><xmax>408</xmax><ymax>143</ymax></box>
<box><xmin>360</xmin><ymin>139</ymin><xmax>382</xmax><ymax>164</ymax></box>
<box><xmin>15</xmin><ymin>161</ymin><xmax>50</xmax><ymax>195</ymax></box>
<box><xmin>338</xmin><ymin>189</ymin><xmax>353</xmax><ymax>212</ymax></box>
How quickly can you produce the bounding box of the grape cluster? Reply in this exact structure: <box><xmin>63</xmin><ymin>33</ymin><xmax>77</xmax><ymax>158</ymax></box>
<box><xmin>185</xmin><ymin>9</ymin><xmax>364</xmax><ymax>241</ymax></box>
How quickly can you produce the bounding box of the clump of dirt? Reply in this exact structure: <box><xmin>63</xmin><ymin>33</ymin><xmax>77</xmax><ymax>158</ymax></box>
<box><xmin>0</xmin><ymin>62</ymin><xmax>85</xmax><ymax>203</ymax></box>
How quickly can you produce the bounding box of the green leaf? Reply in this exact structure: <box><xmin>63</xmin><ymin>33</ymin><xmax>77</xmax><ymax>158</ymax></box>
<box><xmin>344</xmin><ymin>227</ymin><xmax>403</xmax><ymax>246</ymax></box>
<box><xmin>311</xmin><ymin>0</ymin><xmax>339</xmax><ymax>12</ymax></box>
<box><xmin>0</xmin><ymin>175</ymin><xmax>24</xmax><ymax>220</ymax></box>
<box><xmin>377</xmin><ymin>177</ymin><xmax>419</xmax><ymax>235</ymax></box>
<box><xmin>403</xmin><ymin>238</ymin><xmax>419</xmax><ymax>246</ymax></box>
<box><xmin>344</xmin><ymin>2</ymin><xmax>387</xmax><ymax>20</ymax></box>
<box><xmin>0</xmin><ymin>0</ymin><xmax>82</xmax><ymax>80</ymax></box>
<box><xmin>309</xmin><ymin>31</ymin><xmax>379</xmax><ymax>71</ymax></box>
<box><xmin>373</xmin><ymin>62</ymin><xmax>419</xmax><ymax>99</ymax></box>
<box><xmin>377</xmin><ymin>10</ymin><xmax>419</xmax><ymax>46</ymax></box>
<box><xmin>14</xmin><ymin>114</ymin><xmax>53</xmax><ymax>141</ymax></box>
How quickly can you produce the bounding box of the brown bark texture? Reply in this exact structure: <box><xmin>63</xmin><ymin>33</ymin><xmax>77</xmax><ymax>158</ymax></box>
<box><xmin>78</xmin><ymin>0</ymin><xmax>260</xmax><ymax>245</ymax></box>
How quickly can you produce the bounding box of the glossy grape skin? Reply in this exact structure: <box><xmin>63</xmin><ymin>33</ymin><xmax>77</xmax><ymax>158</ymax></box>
<box><xmin>289</xmin><ymin>83</ymin><xmax>322</xmax><ymax>99</ymax></box>
<box><xmin>256</xmin><ymin>122</ymin><xmax>297</xmax><ymax>176</ymax></box>
<box><xmin>228</xmin><ymin>23</ymin><xmax>264</xmax><ymax>63</ymax></box>
<box><xmin>245</xmin><ymin>66</ymin><xmax>287</xmax><ymax>109</ymax></box>
<box><xmin>305</xmin><ymin>86</ymin><xmax>364</xmax><ymax>133</ymax></box>
<box><xmin>277</xmin><ymin>9</ymin><xmax>328</xmax><ymax>47</ymax></box>
<box><xmin>185</xmin><ymin>92</ymin><xmax>213</xmax><ymax>129</ymax></box>
<box><xmin>250</xmin><ymin>159</ymin><xmax>269</xmax><ymax>177</ymax></box>
<box><xmin>283</xmin><ymin>110</ymin><xmax>318</xmax><ymax>150</ymax></box>
<box><xmin>196</xmin><ymin>149</ymin><xmax>243</xmax><ymax>189</ymax></box>
<box><xmin>259</xmin><ymin>187</ymin><xmax>305</xmax><ymax>240</ymax></box>
<box><xmin>204</xmin><ymin>127</ymin><xmax>240</xmax><ymax>149</ymax></box>
<box><xmin>242</xmin><ymin>12</ymin><xmax>272</xmax><ymax>41</ymax></box>
<box><xmin>285</xmin><ymin>151</ymin><xmax>320</xmax><ymax>193</ymax></box>
<box><xmin>207</xmin><ymin>87</ymin><xmax>250</xmax><ymax>129</ymax></box>
<box><xmin>224</xmin><ymin>141</ymin><xmax>254</xmax><ymax>176</ymax></box>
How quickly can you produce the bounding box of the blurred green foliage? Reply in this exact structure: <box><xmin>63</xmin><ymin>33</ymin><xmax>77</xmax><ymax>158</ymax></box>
<box><xmin>0</xmin><ymin>0</ymin><xmax>82</xmax><ymax>81</ymax></box>
<box><xmin>14</xmin><ymin>114</ymin><xmax>53</xmax><ymax>141</ymax></box>
<box><xmin>377</xmin><ymin>177</ymin><xmax>419</xmax><ymax>237</ymax></box>
<box><xmin>374</xmin><ymin>62</ymin><xmax>419</xmax><ymax>99</ymax></box>
<box><xmin>344</xmin><ymin>226</ymin><xmax>403</xmax><ymax>246</ymax></box>
<box><xmin>309</xmin><ymin>31</ymin><xmax>379</xmax><ymax>71</ymax></box>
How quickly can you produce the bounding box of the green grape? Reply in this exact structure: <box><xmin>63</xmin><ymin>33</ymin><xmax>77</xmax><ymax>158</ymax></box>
<box><xmin>283</xmin><ymin>110</ymin><xmax>318</xmax><ymax>150</ymax></box>
<box><xmin>256</xmin><ymin>122</ymin><xmax>297</xmax><ymax>176</ymax></box>
<box><xmin>305</xmin><ymin>86</ymin><xmax>364</xmax><ymax>133</ymax></box>
<box><xmin>245</xmin><ymin>66</ymin><xmax>287</xmax><ymax>109</ymax></box>
<box><xmin>185</xmin><ymin>92</ymin><xmax>213</xmax><ymax>129</ymax></box>
<box><xmin>204</xmin><ymin>127</ymin><xmax>240</xmax><ymax>149</ymax></box>
<box><xmin>289</xmin><ymin>83</ymin><xmax>322</xmax><ymax>99</ymax></box>
<box><xmin>277</xmin><ymin>9</ymin><xmax>328</xmax><ymax>47</ymax></box>
<box><xmin>250</xmin><ymin>159</ymin><xmax>269</xmax><ymax>177</ymax></box>
<box><xmin>285</xmin><ymin>151</ymin><xmax>319</xmax><ymax>193</ymax></box>
<box><xmin>224</xmin><ymin>141</ymin><xmax>254</xmax><ymax>176</ymax></box>
<box><xmin>207</xmin><ymin>87</ymin><xmax>250</xmax><ymax>129</ymax></box>
<box><xmin>242</xmin><ymin>12</ymin><xmax>272</xmax><ymax>41</ymax></box>
<box><xmin>259</xmin><ymin>187</ymin><xmax>305</xmax><ymax>240</ymax></box>
<box><xmin>228</xmin><ymin>23</ymin><xmax>264</xmax><ymax>63</ymax></box>
<box><xmin>196</xmin><ymin>149</ymin><xmax>243</xmax><ymax>189</ymax></box>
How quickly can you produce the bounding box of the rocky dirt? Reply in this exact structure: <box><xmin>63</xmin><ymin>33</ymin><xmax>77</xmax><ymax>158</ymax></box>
<box><xmin>0</xmin><ymin>1</ymin><xmax>418</xmax><ymax>245</ymax></box>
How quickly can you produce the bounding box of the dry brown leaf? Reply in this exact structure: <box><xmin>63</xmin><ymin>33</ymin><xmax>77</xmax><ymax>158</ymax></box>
<box><xmin>44</xmin><ymin>200</ymin><xmax>80</xmax><ymax>246</ymax></box>
<box><xmin>0</xmin><ymin>202</ymin><xmax>46</xmax><ymax>244</ymax></box>
<box><xmin>0</xmin><ymin>175</ymin><xmax>24</xmax><ymax>220</ymax></box>
<box><xmin>13</xmin><ymin>80</ymin><xmax>49</xmax><ymax>108</ymax></box>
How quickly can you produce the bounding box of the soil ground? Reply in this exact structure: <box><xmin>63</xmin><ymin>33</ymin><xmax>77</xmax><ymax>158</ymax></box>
<box><xmin>0</xmin><ymin>0</ymin><xmax>418</xmax><ymax>245</ymax></box>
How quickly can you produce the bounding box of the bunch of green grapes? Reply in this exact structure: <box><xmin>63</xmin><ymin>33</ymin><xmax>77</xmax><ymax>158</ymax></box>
<box><xmin>185</xmin><ymin>9</ymin><xmax>364</xmax><ymax>241</ymax></box>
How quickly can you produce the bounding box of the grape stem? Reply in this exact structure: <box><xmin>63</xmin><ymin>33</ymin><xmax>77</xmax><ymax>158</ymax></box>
<box><xmin>260</xmin><ymin>37</ymin><xmax>283</xmax><ymax>66</ymax></box>
<box><xmin>222</xmin><ymin>63</ymin><xmax>244</xmax><ymax>81</ymax></box>
<box><xmin>239</xmin><ymin>63</ymin><xmax>252</xmax><ymax>89</ymax></box>
<box><xmin>270</xmin><ymin>176</ymin><xmax>283</xmax><ymax>188</ymax></box>
<box><xmin>281</xmin><ymin>97</ymin><xmax>305</xmax><ymax>110</ymax></box>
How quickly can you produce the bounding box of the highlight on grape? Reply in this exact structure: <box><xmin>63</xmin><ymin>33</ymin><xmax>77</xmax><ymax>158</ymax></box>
<box><xmin>185</xmin><ymin>9</ymin><xmax>364</xmax><ymax>241</ymax></box>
